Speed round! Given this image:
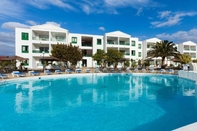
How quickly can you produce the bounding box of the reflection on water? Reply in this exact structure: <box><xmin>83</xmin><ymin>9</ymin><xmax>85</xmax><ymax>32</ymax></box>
<box><xmin>1</xmin><ymin>74</ymin><xmax>197</xmax><ymax>130</ymax></box>
<box><xmin>0</xmin><ymin>74</ymin><xmax>192</xmax><ymax>113</ymax></box>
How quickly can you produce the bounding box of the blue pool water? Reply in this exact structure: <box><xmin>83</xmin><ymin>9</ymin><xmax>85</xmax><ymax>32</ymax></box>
<box><xmin>0</xmin><ymin>73</ymin><xmax>197</xmax><ymax>131</ymax></box>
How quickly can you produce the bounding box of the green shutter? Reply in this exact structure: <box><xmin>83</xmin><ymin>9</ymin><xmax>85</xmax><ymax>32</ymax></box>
<box><xmin>22</xmin><ymin>32</ymin><xmax>29</xmax><ymax>40</ymax></box>
<box><xmin>72</xmin><ymin>37</ymin><xmax>77</xmax><ymax>44</ymax></box>
<box><xmin>97</xmin><ymin>39</ymin><xmax>101</xmax><ymax>45</ymax></box>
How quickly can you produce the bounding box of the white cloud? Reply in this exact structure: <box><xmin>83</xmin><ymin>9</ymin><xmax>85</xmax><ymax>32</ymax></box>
<box><xmin>104</xmin><ymin>0</ymin><xmax>156</xmax><ymax>8</ymax></box>
<box><xmin>158</xmin><ymin>11</ymin><xmax>171</xmax><ymax>19</ymax></box>
<box><xmin>26</xmin><ymin>20</ymin><xmax>38</xmax><ymax>26</ymax></box>
<box><xmin>0</xmin><ymin>0</ymin><xmax>23</xmax><ymax>18</ymax></box>
<box><xmin>82</xmin><ymin>4</ymin><xmax>91</xmax><ymax>15</ymax></box>
<box><xmin>136</xmin><ymin>8</ymin><xmax>143</xmax><ymax>16</ymax></box>
<box><xmin>26</xmin><ymin>0</ymin><xmax>75</xmax><ymax>10</ymax></box>
<box><xmin>0</xmin><ymin>32</ymin><xmax>15</xmax><ymax>43</ymax></box>
<box><xmin>0</xmin><ymin>31</ymin><xmax>15</xmax><ymax>56</ymax></box>
<box><xmin>0</xmin><ymin>42</ymin><xmax>15</xmax><ymax>56</ymax></box>
<box><xmin>99</xmin><ymin>27</ymin><xmax>105</xmax><ymax>31</ymax></box>
<box><xmin>156</xmin><ymin>28</ymin><xmax>197</xmax><ymax>43</ymax></box>
<box><xmin>45</xmin><ymin>22</ymin><xmax>61</xmax><ymax>27</ymax></box>
<box><xmin>151</xmin><ymin>11</ymin><xmax>197</xmax><ymax>28</ymax></box>
<box><xmin>1</xmin><ymin>22</ymin><xmax>29</xmax><ymax>31</ymax></box>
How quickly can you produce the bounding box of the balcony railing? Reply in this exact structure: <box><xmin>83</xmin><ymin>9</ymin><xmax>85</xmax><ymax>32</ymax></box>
<box><xmin>82</xmin><ymin>44</ymin><xmax>92</xmax><ymax>47</ymax></box>
<box><xmin>191</xmin><ymin>48</ymin><xmax>196</xmax><ymax>51</ymax></box>
<box><xmin>119</xmin><ymin>43</ymin><xmax>130</xmax><ymax>46</ymax></box>
<box><xmin>32</xmin><ymin>37</ymin><xmax>49</xmax><ymax>41</ymax></box>
<box><xmin>184</xmin><ymin>48</ymin><xmax>189</xmax><ymax>51</ymax></box>
<box><xmin>51</xmin><ymin>38</ymin><xmax>66</xmax><ymax>42</ymax></box>
<box><xmin>124</xmin><ymin>52</ymin><xmax>130</xmax><ymax>55</ymax></box>
<box><xmin>107</xmin><ymin>42</ymin><xmax>118</xmax><ymax>45</ymax></box>
<box><xmin>83</xmin><ymin>54</ymin><xmax>92</xmax><ymax>57</ymax></box>
<box><xmin>32</xmin><ymin>50</ymin><xmax>49</xmax><ymax>53</ymax></box>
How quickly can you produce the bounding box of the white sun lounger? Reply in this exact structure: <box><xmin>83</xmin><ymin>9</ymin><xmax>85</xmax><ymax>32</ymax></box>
<box><xmin>12</xmin><ymin>71</ymin><xmax>26</xmax><ymax>77</ymax></box>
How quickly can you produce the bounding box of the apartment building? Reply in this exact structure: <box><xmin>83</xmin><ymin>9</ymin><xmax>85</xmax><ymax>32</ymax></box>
<box><xmin>178</xmin><ymin>41</ymin><xmax>197</xmax><ymax>59</ymax></box>
<box><xmin>15</xmin><ymin>23</ymin><xmax>197</xmax><ymax>69</ymax></box>
<box><xmin>15</xmin><ymin>23</ymin><xmax>142</xmax><ymax>69</ymax></box>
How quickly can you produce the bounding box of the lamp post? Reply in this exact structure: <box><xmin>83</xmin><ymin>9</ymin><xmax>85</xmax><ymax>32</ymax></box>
<box><xmin>42</xmin><ymin>51</ymin><xmax>45</xmax><ymax>71</ymax></box>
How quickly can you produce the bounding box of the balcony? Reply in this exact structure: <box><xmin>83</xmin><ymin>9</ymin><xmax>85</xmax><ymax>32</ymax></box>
<box><xmin>32</xmin><ymin>50</ymin><xmax>49</xmax><ymax>53</ymax></box>
<box><xmin>124</xmin><ymin>52</ymin><xmax>130</xmax><ymax>56</ymax></box>
<box><xmin>51</xmin><ymin>38</ymin><xmax>66</xmax><ymax>42</ymax></box>
<box><xmin>82</xmin><ymin>43</ymin><xmax>92</xmax><ymax>47</ymax></box>
<box><xmin>83</xmin><ymin>54</ymin><xmax>92</xmax><ymax>57</ymax></box>
<box><xmin>32</xmin><ymin>37</ymin><xmax>49</xmax><ymax>41</ymax></box>
<box><xmin>107</xmin><ymin>41</ymin><xmax>118</xmax><ymax>45</ymax></box>
<box><xmin>184</xmin><ymin>48</ymin><xmax>189</xmax><ymax>51</ymax></box>
<box><xmin>119</xmin><ymin>42</ymin><xmax>130</xmax><ymax>46</ymax></box>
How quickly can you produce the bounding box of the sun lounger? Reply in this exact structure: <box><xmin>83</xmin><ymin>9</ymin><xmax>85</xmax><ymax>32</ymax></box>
<box><xmin>157</xmin><ymin>69</ymin><xmax>166</xmax><ymax>74</ymax></box>
<box><xmin>95</xmin><ymin>68</ymin><xmax>100</xmax><ymax>73</ymax></box>
<box><xmin>85</xmin><ymin>69</ymin><xmax>91</xmax><ymax>73</ymax></box>
<box><xmin>55</xmin><ymin>70</ymin><xmax>63</xmax><ymax>74</ymax></box>
<box><xmin>134</xmin><ymin>68</ymin><xmax>138</xmax><ymax>73</ymax></box>
<box><xmin>12</xmin><ymin>71</ymin><xmax>26</xmax><ymax>77</ymax></box>
<box><xmin>141</xmin><ymin>68</ymin><xmax>147</xmax><ymax>73</ymax></box>
<box><xmin>103</xmin><ymin>68</ymin><xmax>107</xmax><ymax>73</ymax></box>
<box><xmin>149</xmin><ymin>68</ymin><xmax>155</xmax><ymax>73</ymax></box>
<box><xmin>0</xmin><ymin>73</ymin><xmax>9</xmax><ymax>79</ymax></box>
<box><xmin>125</xmin><ymin>68</ymin><xmax>131</xmax><ymax>73</ymax></box>
<box><xmin>65</xmin><ymin>69</ymin><xmax>72</xmax><ymax>74</ymax></box>
<box><xmin>44</xmin><ymin>70</ymin><xmax>52</xmax><ymax>75</ymax></box>
<box><xmin>29</xmin><ymin>71</ymin><xmax>40</xmax><ymax>76</ymax></box>
<box><xmin>167</xmin><ymin>69</ymin><xmax>174</xmax><ymax>74</ymax></box>
<box><xmin>75</xmin><ymin>69</ymin><xmax>82</xmax><ymax>73</ymax></box>
<box><xmin>110</xmin><ymin>68</ymin><xmax>115</xmax><ymax>73</ymax></box>
<box><xmin>118</xmin><ymin>68</ymin><xmax>122</xmax><ymax>73</ymax></box>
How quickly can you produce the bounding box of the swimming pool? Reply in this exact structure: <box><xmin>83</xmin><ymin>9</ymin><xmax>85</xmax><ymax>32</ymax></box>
<box><xmin>0</xmin><ymin>73</ymin><xmax>197</xmax><ymax>131</ymax></box>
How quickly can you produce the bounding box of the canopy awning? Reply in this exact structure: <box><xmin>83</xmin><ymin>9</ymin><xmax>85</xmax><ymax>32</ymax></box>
<box><xmin>0</xmin><ymin>55</ymin><xmax>28</xmax><ymax>61</ymax></box>
<box><xmin>40</xmin><ymin>56</ymin><xmax>59</xmax><ymax>61</ymax></box>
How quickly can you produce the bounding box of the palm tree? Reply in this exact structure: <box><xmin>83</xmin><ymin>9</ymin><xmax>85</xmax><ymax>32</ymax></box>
<box><xmin>147</xmin><ymin>40</ymin><xmax>180</xmax><ymax>68</ymax></box>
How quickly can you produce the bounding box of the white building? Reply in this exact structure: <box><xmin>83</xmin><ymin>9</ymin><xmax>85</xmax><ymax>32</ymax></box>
<box><xmin>15</xmin><ymin>23</ymin><xmax>143</xmax><ymax>69</ymax></box>
<box><xmin>15</xmin><ymin>23</ymin><xmax>197</xmax><ymax>70</ymax></box>
<box><xmin>178</xmin><ymin>41</ymin><xmax>197</xmax><ymax>59</ymax></box>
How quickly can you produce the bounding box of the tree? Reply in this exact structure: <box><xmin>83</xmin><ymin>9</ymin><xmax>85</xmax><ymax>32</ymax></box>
<box><xmin>138</xmin><ymin>59</ymin><xmax>142</xmax><ymax>67</ymax></box>
<box><xmin>92</xmin><ymin>50</ymin><xmax>106</xmax><ymax>67</ymax></box>
<box><xmin>132</xmin><ymin>61</ymin><xmax>137</xmax><ymax>68</ymax></box>
<box><xmin>177</xmin><ymin>54</ymin><xmax>191</xmax><ymax>64</ymax></box>
<box><xmin>51</xmin><ymin>43</ymin><xmax>82</xmax><ymax>68</ymax></box>
<box><xmin>147</xmin><ymin>40</ymin><xmax>179</xmax><ymax>68</ymax></box>
<box><xmin>105</xmin><ymin>49</ymin><xmax>124</xmax><ymax>68</ymax></box>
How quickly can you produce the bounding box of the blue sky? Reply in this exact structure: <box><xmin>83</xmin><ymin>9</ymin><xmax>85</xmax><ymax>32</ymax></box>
<box><xmin>0</xmin><ymin>0</ymin><xmax>197</xmax><ymax>56</ymax></box>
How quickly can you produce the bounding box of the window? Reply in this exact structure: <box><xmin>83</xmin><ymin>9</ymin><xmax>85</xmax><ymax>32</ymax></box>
<box><xmin>22</xmin><ymin>45</ymin><xmax>29</xmax><ymax>53</ymax></box>
<box><xmin>72</xmin><ymin>37</ymin><xmax>77</xmax><ymax>44</ymax></box>
<box><xmin>138</xmin><ymin>44</ymin><xmax>141</xmax><ymax>49</ymax></box>
<box><xmin>21</xmin><ymin>32</ymin><xmax>29</xmax><ymax>40</ymax></box>
<box><xmin>131</xmin><ymin>41</ymin><xmax>135</xmax><ymax>46</ymax></box>
<box><xmin>97</xmin><ymin>39</ymin><xmax>102</xmax><ymax>45</ymax></box>
<box><xmin>147</xmin><ymin>45</ymin><xmax>150</xmax><ymax>48</ymax></box>
<box><xmin>23</xmin><ymin>60</ymin><xmax>29</xmax><ymax>66</ymax></box>
<box><xmin>39</xmin><ymin>47</ymin><xmax>49</xmax><ymax>53</ymax></box>
<box><xmin>138</xmin><ymin>52</ymin><xmax>141</xmax><ymax>57</ymax></box>
<box><xmin>131</xmin><ymin>50</ymin><xmax>135</xmax><ymax>56</ymax></box>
